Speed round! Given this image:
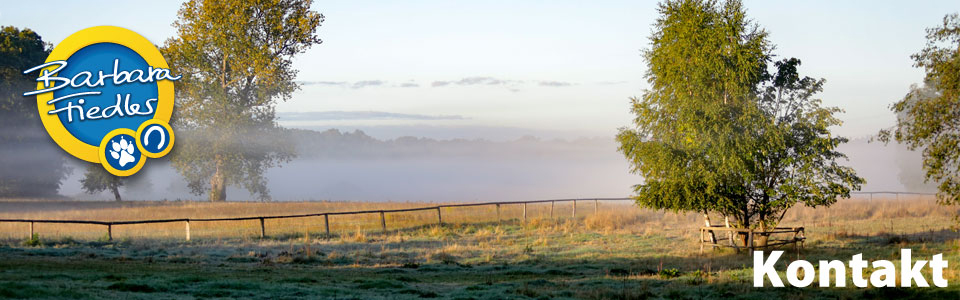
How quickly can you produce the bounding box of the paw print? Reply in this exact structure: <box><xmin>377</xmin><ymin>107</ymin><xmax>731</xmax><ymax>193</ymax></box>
<box><xmin>109</xmin><ymin>137</ymin><xmax>136</xmax><ymax>167</ymax></box>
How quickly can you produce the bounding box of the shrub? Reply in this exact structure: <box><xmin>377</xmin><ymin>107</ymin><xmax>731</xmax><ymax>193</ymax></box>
<box><xmin>658</xmin><ymin>268</ymin><xmax>681</xmax><ymax>279</ymax></box>
<box><xmin>22</xmin><ymin>233</ymin><xmax>40</xmax><ymax>247</ymax></box>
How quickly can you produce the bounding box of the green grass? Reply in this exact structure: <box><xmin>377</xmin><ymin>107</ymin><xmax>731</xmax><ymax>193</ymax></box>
<box><xmin>1</xmin><ymin>198</ymin><xmax>959</xmax><ymax>299</ymax></box>
<box><xmin>1</xmin><ymin>218</ymin><xmax>959</xmax><ymax>299</ymax></box>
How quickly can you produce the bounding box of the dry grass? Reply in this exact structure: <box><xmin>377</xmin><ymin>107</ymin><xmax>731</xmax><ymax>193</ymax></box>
<box><xmin>2</xmin><ymin>195</ymin><xmax>959</xmax><ymax>298</ymax></box>
<box><xmin>0</xmin><ymin>195</ymin><xmax>956</xmax><ymax>243</ymax></box>
<box><xmin>0</xmin><ymin>199</ymin><xmax>634</xmax><ymax>240</ymax></box>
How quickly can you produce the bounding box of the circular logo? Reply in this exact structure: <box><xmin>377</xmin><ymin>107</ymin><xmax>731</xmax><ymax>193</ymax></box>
<box><xmin>98</xmin><ymin>129</ymin><xmax>146</xmax><ymax>176</ymax></box>
<box><xmin>136</xmin><ymin>119</ymin><xmax>175</xmax><ymax>158</ymax></box>
<box><xmin>27</xmin><ymin>26</ymin><xmax>178</xmax><ymax>176</ymax></box>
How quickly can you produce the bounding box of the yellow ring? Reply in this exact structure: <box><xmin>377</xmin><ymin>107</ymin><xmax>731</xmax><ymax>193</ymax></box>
<box><xmin>98</xmin><ymin>128</ymin><xmax>146</xmax><ymax>177</ymax></box>
<box><xmin>135</xmin><ymin>119</ymin><xmax>175</xmax><ymax>158</ymax></box>
<box><xmin>34</xmin><ymin>26</ymin><xmax>174</xmax><ymax>163</ymax></box>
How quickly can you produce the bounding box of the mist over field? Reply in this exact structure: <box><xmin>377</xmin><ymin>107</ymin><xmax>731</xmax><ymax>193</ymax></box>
<box><xmin>35</xmin><ymin>126</ymin><xmax>933</xmax><ymax>202</ymax></box>
<box><xmin>54</xmin><ymin>128</ymin><xmax>638</xmax><ymax>202</ymax></box>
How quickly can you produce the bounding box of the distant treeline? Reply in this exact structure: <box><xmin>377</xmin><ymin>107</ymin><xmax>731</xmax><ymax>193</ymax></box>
<box><xmin>287</xmin><ymin>128</ymin><xmax>616</xmax><ymax>160</ymax></box>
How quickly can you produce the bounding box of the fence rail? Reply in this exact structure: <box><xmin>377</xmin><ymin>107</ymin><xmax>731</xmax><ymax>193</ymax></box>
<box><xmin>0</xmin><ymin>197</ymin><xmax>634</xmax><ymax>241</ymax></box>
<box><xmin>850</xmin><ymin>191</ymin><xmax>937</xmax><ymax>201</ymax></box>
<box><xmin>700</xmin><ymin>226</ymin><xmax>805</xmax><ymax>257</ymax></box>
<box><xmin>0</xmin><ymin>192</ymin><xmax>936</xmax><ymax>242</ymax></box>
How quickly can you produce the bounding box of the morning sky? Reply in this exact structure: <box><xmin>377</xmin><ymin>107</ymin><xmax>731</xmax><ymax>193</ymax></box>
<box><xmin>4</xmin><ymin>0</ymin><xmax>959</xmax><ymax>140</ymax></box>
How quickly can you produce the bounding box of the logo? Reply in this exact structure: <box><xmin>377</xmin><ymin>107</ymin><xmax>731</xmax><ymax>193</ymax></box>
<box><xmin>23</xmin><ymin>26</ymin><xmax>180</xmax><ymax>176</ymax></box>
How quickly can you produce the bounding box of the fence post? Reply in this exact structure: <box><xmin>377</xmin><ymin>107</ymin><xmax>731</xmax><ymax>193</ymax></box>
<box><xmin>259</xmin><ymin>217</ymin><xmax>265</xmax><ymax>239</ymax></box>
<box><xmin>522</xmin><ymin>203</ymin><xmax>527</xmax><ymax>223</ymax></box>
<box><xmin>793</xmin><ymin>228</ymin><xmax>800</xmax><ymax>260</ymax></box>
<box><xmin>594</xmin><ymin>199</ymin><xmax>599</xmax><ymax>214</ymax></box>
<box><xmin>572</xmin><ymin>200</ymin><xmax>576</xmax><ymax>218</ymax></box>
<box><xmin>29</xmin><ymin>221</ymin><xmax>34</xmax><ymax>238</ymax></box>
<box><xmin>324</xmin><ymin>214</ymin><xmax>330</xmax><ymax>236</ymax></box>
<box><xmin>798</xmin><ymin>228</ymin><xmax>805</xmax><ymax>260</ymax></box>
<box><xmin>550</xmin><ymin>201</ymin><xmax>554</xmax><ymax>219</ymax></box>
<box><xmin>185</xmin><ymin>220</ymin><xmax>190</xmax><ymax>241</ymax></box>
<box><xmin>107</xmin><ymin>224</ymin><xmax>113</xmax><ymax>241</ymax></box>
<box><xmin>380</xmin><ymin>211</ymin><xmax>386</xmax><ymax>232</ymax></box>
<box><xmin>699</xmin><ymin>228</ymin><xmax>704</xmax><ymax>255</ymax></box>
<box><xmin>496</xmin><ymin>204</ymin><xmax>501</xmax><ymax>225</ymax></box>
<box><xmin>436</xmin><ymin>207</ymin><xmax>443</xmax><ymax>226</ymax></box>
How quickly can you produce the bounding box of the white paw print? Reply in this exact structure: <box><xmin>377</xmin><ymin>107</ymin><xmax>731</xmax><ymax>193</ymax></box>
<box><xmin>109</xmin><ymin>137</ymin><xmax>136</xmax><ymax>167</ymax></box>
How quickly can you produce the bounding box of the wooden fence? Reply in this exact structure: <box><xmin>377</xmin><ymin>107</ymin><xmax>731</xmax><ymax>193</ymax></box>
<box><xmin>700</xmin><ymin>226</ymin><xmax>805</xmax><ymax>257</ymax></box>
<box><xmin>850</xmin><ymin>191</ymin><xmax>936</xmax><ymax>201</ymax></box>
<box><xmin>0</xmin><ymin>197</ymin><xmax>633</xmax><ymax>241</ymax></box>
<box><xmin>0</xmin><ymin>191</ymin><xmax>934</xmax><ymax>242</ymax></box>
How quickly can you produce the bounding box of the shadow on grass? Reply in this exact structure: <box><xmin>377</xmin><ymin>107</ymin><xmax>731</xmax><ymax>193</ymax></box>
<box><xmin>2</xmin><ymin>238</ymin><xmax>959</xmax><ymax>299</ymax></box>
<box><xmin>826</xmin><ymin>228</ymin><xmax>960</xmax><ymax>246</ymax></box>
<box><xmin>4</xmin><ymin>219</ymin><xmax>960</xmax><ymax>299</ymax></box>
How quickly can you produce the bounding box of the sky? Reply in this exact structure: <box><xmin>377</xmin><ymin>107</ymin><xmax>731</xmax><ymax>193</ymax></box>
<box><xmin>3</xmin><ymin>0</ymin><xmax>959</xmax><ymax>140</ymax></box>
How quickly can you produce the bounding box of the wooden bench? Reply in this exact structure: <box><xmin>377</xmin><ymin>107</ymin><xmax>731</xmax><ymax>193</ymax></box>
<box><xmin>700</xmin><ymin>226</ymin><xmax>805</xmax><ymax>257</ymax></box>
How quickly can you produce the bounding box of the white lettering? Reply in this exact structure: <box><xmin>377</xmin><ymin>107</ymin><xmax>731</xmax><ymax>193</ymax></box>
<box><xmin>931</xmin><ymin>254</ymin><xmax>949</xmax><ymax>288</ymax></box>
<box><xmin>901</xmin><ymin>249</ymin><xmax>929</xmax><ymax>287</ymax></box>
<box><xmin>819</xmin><ymin>260</ymin><xmax>846</xmax><ymax>287</ymax></box>
<box><xmin>754</xmin><ymin>251</ymin><xmax>784</xmax><ymax>287</ymax></box>
<box><xmin>850</xmin><ymin>254</ymin><xmax>869</xmax><ymax>287</ymax></box>
<box><xmin>754</xmin><ymin>249</ymin><xmax>949</xmax><ymax>288</ymax></box>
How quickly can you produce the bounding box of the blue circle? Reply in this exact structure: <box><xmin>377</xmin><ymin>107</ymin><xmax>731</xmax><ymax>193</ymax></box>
<box><xmin>139</xmin><ymin>124</ymin><xmax>170</xmax><ymax>154</ymax></box>
<box><xmin>52</xmin><ymin>43</ymin><xmax>158</xmax><ymax>146</ymax></box>
<box><xmin>103</xmin><ymin>134</ymin><xmax>142</xmax><ymax>171</ymax></box>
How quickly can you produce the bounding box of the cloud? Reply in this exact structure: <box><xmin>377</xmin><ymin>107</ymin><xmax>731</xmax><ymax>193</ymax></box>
<box><xmin>277</xmin><ymin>111</ymin><xmax>467</xmax><ymax>121</ymax></box>
<box><xmin>430</xmin><ymin>77</ymin><xmax>581</xmax><ymax>90</ymax></box>
<box><xmin>300</xmin><ymin>77</ymin><xmax>587</xmax><ymax>90</ymax></box>
<box><xmin>432</xmin><ymin>76</ymin><xmax>517</xmax><ymax>87</ymax></box>
<box><xmin>596</xmin><ymin>81</ymin><xmax>628</xmax><ymax>85</ymax></box>
<box><xmin>457</xmin><ymin>77</ymin><xmax>506</xmax><ymax>85</ymax></box>
<box><xmin>298</xmin><ymin>81</ymin><xmax>348</xmax><ymax>86</ymax></box>
<box><xmin>538</xmin><ymin>81</ymin><xmax>574</xmax><ymax>87</ymax></box>
<box><xmin>297</xmin><ymin>80</ymin><xmax>389</xmax><ymax>89</ymax></box>
<box><xmin>352</xmin><ymin>80</ymin><xmax>385</xmax><ymax>89</ymax></box>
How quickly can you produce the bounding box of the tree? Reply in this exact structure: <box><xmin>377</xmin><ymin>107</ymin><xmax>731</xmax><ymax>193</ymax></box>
<box><xmin>888</xmin><ymin>82</ymin><xmax>941</xmax><ymax>193</ymax></box>
<box><xmin>617</xmin><ymin>0</ymin><xmax>862</xmax><ymax>239</ymax></box>
<box><xmin>162</xmin><ymin>0</ymin><xmax>324</xmax><ymax>201</ymax></box>
<box><xmin>879</xmin><ymin>13</ymin><xmax>960</xmax><ymax>206</ymax></box>
<box><xmin>80</xmin><ymin>165</ymin><xmax>124</xmax><ymax>201</ymax></box>
<box><xmin>0</xmin><ymin>26</ymin><xmax>72</xmax><ymax>197</ymax></box>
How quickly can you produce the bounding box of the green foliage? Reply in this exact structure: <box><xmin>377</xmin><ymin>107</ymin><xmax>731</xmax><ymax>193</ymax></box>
<box><xmin>617</xmin><ymin>0</ymin><xmax>862</xmax><ymax>229</ymax></box>
<box><xmin>658</xmin><ymin>268</ymin><xmax>680</xmax><ymax>279</ymax></box>
<box><xmin>22</xmin><ymin>233</ymin><xmax>40</xmax><ymax>247</ymax></box>
<box><xmin>80</xmin><ymin>164</ymin><xmax>124</xmax><ymax>201</ymax></box>
<box><xmin>0</xmin><ymin>26</ymin><xmax>72</xmax><ymax>197</ymax></box>
<box><xmin>879</xmin><ymin>13</ymin><xmax>960</xmax><ymax>206</ymax></box>
<box><xmin>162</xmin><ymin>0</ymin><xmax>324</xmax><ymax>201</ymax></box>
<box><xmin>96</xmin><ymin>233</ymin><xmax>112</xmax><ymax>243</ymax></box>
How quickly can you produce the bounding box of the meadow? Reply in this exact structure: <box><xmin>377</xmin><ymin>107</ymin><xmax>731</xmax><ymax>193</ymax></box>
<box><xmin>0</xmin><ymin>195</ymin><xmax>959</xmax><ymax>299</ymax></box>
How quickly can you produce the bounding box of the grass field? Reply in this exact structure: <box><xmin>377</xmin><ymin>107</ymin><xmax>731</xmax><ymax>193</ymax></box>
<box><xmin>1</xmin><ymin>196</ymin><xmax>959</xmax><ymax>299</ymax></box>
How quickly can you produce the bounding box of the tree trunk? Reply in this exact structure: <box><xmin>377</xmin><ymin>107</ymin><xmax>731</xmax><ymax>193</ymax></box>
<box><xmin>209</xmin><ymin>156</ymin><xmax>227</xmax><ymax>202</ymax></box>
<box><xmin>756</xmin><ymin>221</ymin><xmax>769</xmax><ymax>247</ymax></box>
<box><xmin>703</xmin><ymin>213</ymin><xmax>716</xmax><ymax>243</ymax></box>
<box><xmin>111</xmin><ymin>185</ymin><xmax>121</xmax><ymax>202</ymax></box>
<box><xmin>724</xmin><ymin>216</ymin><xmax>737</xmax><ymax>246</ymax></box>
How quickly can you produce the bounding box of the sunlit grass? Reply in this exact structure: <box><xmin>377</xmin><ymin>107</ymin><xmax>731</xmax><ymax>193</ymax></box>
<box><xmin>0</xmin><ymin>199</ymin><xmax>638</xmax><ymax>240</ymax></box>
<box><xmin>1</xmin><ymin>195</ymin><xmax>958</xmax><ymax>298</ymax></box>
